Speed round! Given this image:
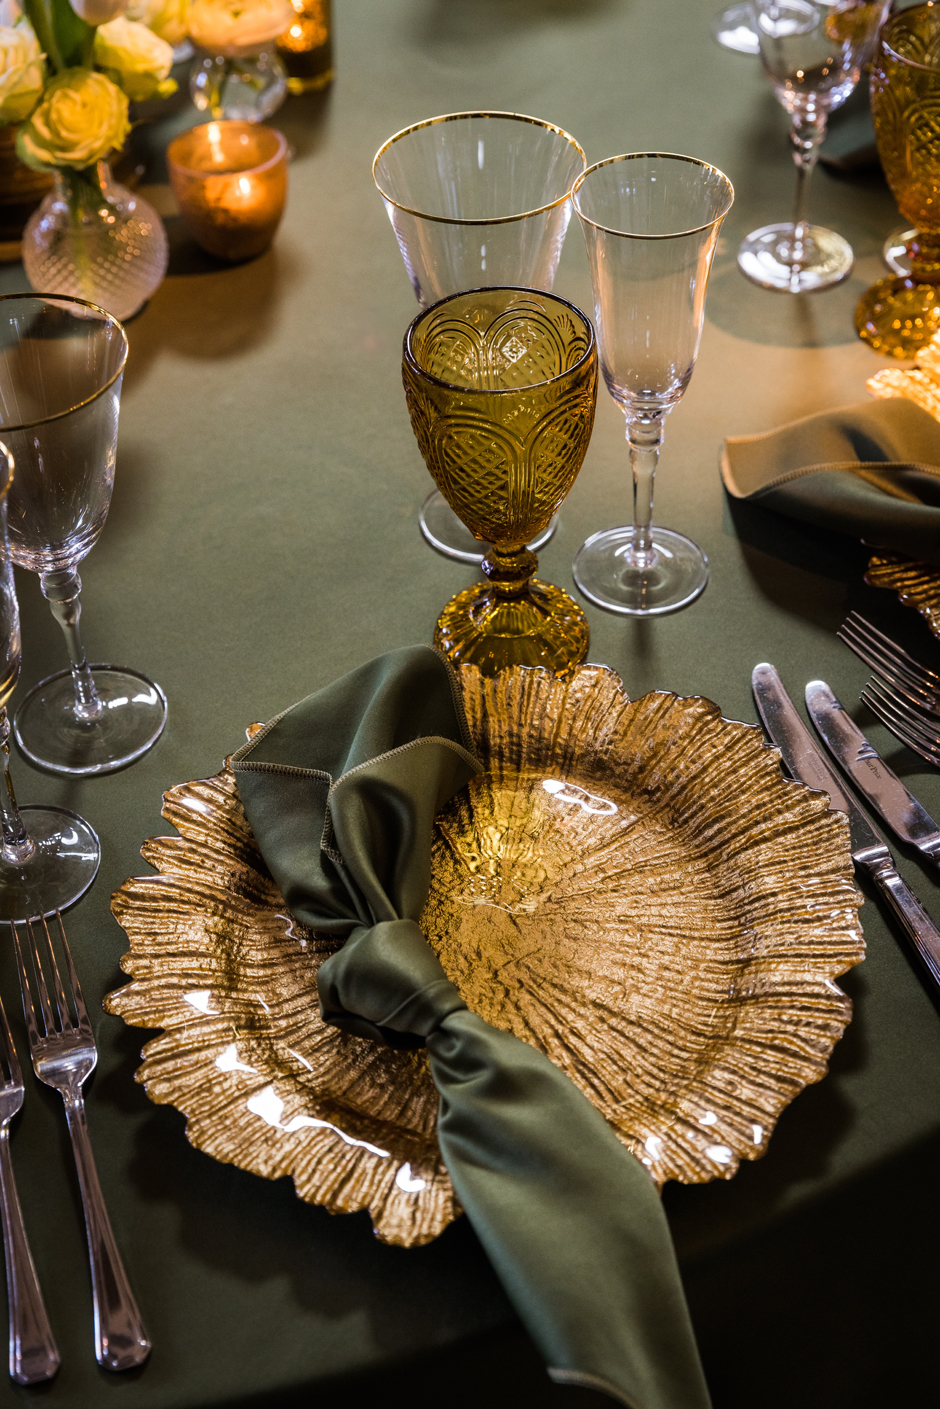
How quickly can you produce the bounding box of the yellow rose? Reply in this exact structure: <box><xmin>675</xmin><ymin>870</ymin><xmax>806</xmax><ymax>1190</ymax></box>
<box><xmin>0</xmin><ymin>20</ymin><xmax>45</xmax><ymax>125</ymax></box>
<box><xmin>125</xmin><ymin>0</ymin><xmax>189</xmax><ymax>46</ymax></box>
<box><xmin>188</xmin><ymin>0</ymin><xmax>294</xmax><ymax>57</ymax></box>
<box><xmin>16</xmin><ymin>68</ymin><xmax>130</xmax><ymax>170</ymax></box>
<box><xmin>94</xmin><ymin>16</ymin><xmax>176</xmax><ymax>101</ymax></box>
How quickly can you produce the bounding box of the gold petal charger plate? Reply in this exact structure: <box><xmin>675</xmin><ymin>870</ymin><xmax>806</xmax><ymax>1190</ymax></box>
<box><xmin>106</xmin><ymin>664</ymin><xmax>864</xmax><ymax>1248</ymax></box>
<box><xmin>865</xmin><ymin>552</ymin><xmax>940</xmax><ymax>640</ymax></box>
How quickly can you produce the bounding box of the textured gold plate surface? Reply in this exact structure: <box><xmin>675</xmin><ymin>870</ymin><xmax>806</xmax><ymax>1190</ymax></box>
<box><xmin>865</xmin><ymin>552</ymin><xmax>940</xmax><ymax>639</ymax></box>
<box><xmin>107</xmin><ymin>665</ymin><xmax>864</xmax><ymax>1247</ymax></box>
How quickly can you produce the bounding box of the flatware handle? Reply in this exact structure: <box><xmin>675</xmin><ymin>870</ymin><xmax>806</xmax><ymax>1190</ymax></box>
<box><xmin>871</xmin><ymin>863</ymin><xmax>940</xmax><ymax>988</ymax></box>
<box><xmin>0</xmin><ymin>1128</ymin><xmax>60</xmax><ymax>1384</ymax></box>
<box><xmin>63</xmin><ymin>1096</ymin><xmax>150</xmax><ymax>1371</ymax></box>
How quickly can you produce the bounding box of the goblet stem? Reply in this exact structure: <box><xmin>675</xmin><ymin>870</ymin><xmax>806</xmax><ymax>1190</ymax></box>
<box><xmin>785</xmin><ymin>110</ymin><xmax>826</xmax><ymax>269</ymax></box>
<box><xmin>39</xmin><ymin>570</ymin><xmax>104</xmax><ymax>724</ymax></box>
<box><xmin>625</xmin><ymin>416</ymin><xmax>665</xmax><ymax>570</ymax></box>
<box><xmin>0</xmin><ymin>709</ymin><xmax>33</xmax><ymax>865</ymax></box>
<box><xmin>909</xmin><ymin>229</ymin><xmax>940</xmax><ymax>283</ymax></box>
<box><xmin>481</xmin><ymin>543</ymin><xmax>539</xmax><ymax>598</ymax></box>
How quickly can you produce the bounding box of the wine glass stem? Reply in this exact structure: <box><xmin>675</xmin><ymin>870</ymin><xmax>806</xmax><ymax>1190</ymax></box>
<box><xmin>787</xmin><ymin>110</ymin><xmax>826</xmax><ymax>268</ymax></box>
<box><xmin>0</xmin><ymin>708</ymin><xmax>33</xmax><ymax>865</ymax></box>
<box><xmin>626</xmin><ymin>416</ymin><xmax>664</xmax><ymax>569</ymax></box>
<box><xmin>40</xmin><ymin>571</ymin><xmax>104</xmax><ymax>724</ymax></box>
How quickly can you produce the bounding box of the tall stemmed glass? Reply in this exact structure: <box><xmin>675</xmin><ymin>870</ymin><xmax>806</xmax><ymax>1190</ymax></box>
<box><xmin>0</xmin><ymin>295</ymin><xmax>167</xmax><ymax>777</ymax></box>
<box><xmin>373</xmin><ymin>111</ymin><xmax>586</xmax><ymax>563</ymax></box>
<box><xmin>571</xmin><ymin>154</ymin><xmax>733</xmax><ymax>617</ymax></box>
<box><xmin>738</xmin><ymin>0</ymin><xmax>891</xmax><ymax>293</ymax></box>
<box><xmin>0</xmin><ymin>443</ymin><xmax>99</xmax><ymax>920</ymax></box>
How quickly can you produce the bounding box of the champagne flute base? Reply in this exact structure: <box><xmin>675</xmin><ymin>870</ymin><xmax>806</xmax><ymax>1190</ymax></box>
<box><xmin>433</xmin><ymin>578</ymin><xmax>588</xmax><ymax>677</ymax></box>
<box><xmin>573</xmin><ymin>526</ymin><xmax>709</xmax><ymax>617</ymax></box>
<box><xmin>419</xmin><ymin>490</ymin><xmax>558</xmax><ymax>564</ymax></box>
<box><xmin>0</xmin><ymin>805</ymin><xmax>99</xmax><ymax>920</ymax></box>
<box><xmin>14</xmin><ymin>666</ymin><xmax>168</xmax><ymax>777</ymax></box>
<box><xmin>738</xmin><ymin>222</ymin><xmax>853</xmax><ymax>292</ymax></box>
<box><xmin>854</xmin><ymin>274</ymin><xmax>940</xmax><ymax>359</ymax></box>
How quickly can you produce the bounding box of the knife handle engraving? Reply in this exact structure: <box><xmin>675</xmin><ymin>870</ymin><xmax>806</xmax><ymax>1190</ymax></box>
<box><xmin>868</xmin><ymin>860</ymin><xmax>940</xmax><ymax>987</ymax></box>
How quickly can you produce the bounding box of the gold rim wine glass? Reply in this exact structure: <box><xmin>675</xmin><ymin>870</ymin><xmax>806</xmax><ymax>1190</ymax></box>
<box><xmin>856</xmin><ymin>3</ymin><xmax>940</xmax><ymax>358</ymax></box>
<box><xmin>402</xmin><ymin>287</ymin><xmax>597</xmax><ymax>677</ymax></box>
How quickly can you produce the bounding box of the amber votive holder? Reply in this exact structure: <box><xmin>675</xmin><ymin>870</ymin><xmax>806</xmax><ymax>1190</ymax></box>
<box><xmin>167</xmin><ymin>121</ymin><xmax>288</xmax><ymax>263</ymax></box>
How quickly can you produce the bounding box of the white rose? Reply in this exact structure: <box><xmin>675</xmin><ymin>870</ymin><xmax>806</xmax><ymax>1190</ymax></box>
<box><xmin>125</xmin><ymin>0</ymin><xmax>189</xmax><ymax>46</ymax></box>
<box><xmin>188</xmin><ymin>0</ymin><xmax>294</xmax><ymax>57</ymax></box>
<box><xmin>93</xmin><ymin>16</ymin><xmax>175</xmax><ymax>101</ymax></box>
<box><xmin>0</xmin><ymin>20</ymin><xmax>44</xmax><ymax>125</ymax></box>
<box><xmin>69</xmin><ymin>0</ymin><xmax>130</xmax><ymax>24</ymax></box>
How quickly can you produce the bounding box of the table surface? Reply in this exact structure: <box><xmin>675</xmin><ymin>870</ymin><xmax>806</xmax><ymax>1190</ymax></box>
<box><xmin>1</xmin><ymin>2</ymin><xmax>939</xmax><ymax>1406</ymax></box>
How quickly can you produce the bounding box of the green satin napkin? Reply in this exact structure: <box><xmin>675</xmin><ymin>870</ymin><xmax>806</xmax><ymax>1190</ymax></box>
<box><xmin>721</xmin><ymin>398</ymin><xmax>940</xmax><ymax>567</ymax></box>
<box><xmin>231</xmin><ymin>645</ymin><xmax>711</xmax><ymax>1409</ymax></box>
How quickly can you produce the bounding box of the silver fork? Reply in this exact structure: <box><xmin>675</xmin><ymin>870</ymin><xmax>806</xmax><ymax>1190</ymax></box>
<box><xmin>11</xmin><ymin>914</ymin><xmax>150</xmax><ymax>1371</ymax></box>
<box><xmin>862</xmin><ymin>677</ymin><xmax>940</xmax><ymax>769</ymax></box>
<box><xmin>0</xmin><ymin>987</ymin><xmax>59</xmax><ymax>1384</ymax></box>
<box><xmin>838</xmin><ymin>611</ymin><xmax>940</xmax><ymax>719</ymax></box>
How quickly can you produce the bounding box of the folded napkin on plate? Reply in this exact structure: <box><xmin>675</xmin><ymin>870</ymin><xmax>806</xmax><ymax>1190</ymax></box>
<box><xmin>231</xmin><ymin>645</ymin><xmax>710</xmax><ymax>1409</ymax></box>
<box><xmin>721</xmin><ymin>398</ymin><xmax>940</xmax><ymax>568</ymax></box>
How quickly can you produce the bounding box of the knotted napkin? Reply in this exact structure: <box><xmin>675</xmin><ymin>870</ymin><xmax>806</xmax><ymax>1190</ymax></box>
<box><xmin>231</xmin><ymin>645</ymin><xmax>711</xmax><ymax>1409</ymax></box>
<box><xmin>721</xmin><ymin>398</ymin><xmax>940</xmax><ymax>567</ymax></box>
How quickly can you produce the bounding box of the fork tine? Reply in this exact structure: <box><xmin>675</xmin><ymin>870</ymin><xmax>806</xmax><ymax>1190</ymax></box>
<box><xmin>866</xmin><ymin>677</ymin><xmax>940</xmax><ymax>745</ymax></box>
<box><xmin>845</xmin><ymin>611</ymin><xmax>940</xmax><ymax>688</ymax></box>
<box><xmin>0</xmin><ymin>988</ymin><xmax>21</xmax><ymax>1087</ymax></box>
<box><xmin>36</xmin><ymin>914</ymin><xmax>75</xmax><ymax>1034</ymax></box>
<box><xmin>862</xmin><ymin>683</ymin><xmax>940</xmax><ymax>767</ymax></box>
<box><xmin>54</xmin><ymin>911</ymin><xmax>91</xmax><ymax>1036</ymax></box>
<box><xmin>840</xmin><ymin>614</ymin><xmax>940</xmax><ymax>708</ymax></box>
<box><xmin>22</xmin><ymin>918</ymin><xmax>58</xmax><ymax>1040</ymax></box>
<box><xmin>11</xmin><ymin>921</ymin><xmax>43</xmax><ymax>1051</ymax></box>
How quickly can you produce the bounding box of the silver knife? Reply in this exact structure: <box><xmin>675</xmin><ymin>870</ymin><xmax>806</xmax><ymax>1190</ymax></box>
<box><xmin>752</xmin><ymin>662</ymin><xmax>940</xmax><ymax>989</ymax></box>
<box><xmin>805</xmin><ymin>679</ymin><xmax>940</xmax><ymax>871</ymax></box>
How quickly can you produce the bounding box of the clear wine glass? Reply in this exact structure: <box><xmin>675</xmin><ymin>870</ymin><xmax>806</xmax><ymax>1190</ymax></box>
<box><xmin>0</xmin><ymin>294</ymin><xmax>167</xmax><ymax>777</ymax></box>
<box><xmin>373</xmin><ymin>111</ymin><xmax>586</xmax><ymax>564</ymax></box>
<box><xmin>571</xmin><ymin>153</ymin><xmax>734</xmax><ymax>617</ymax></box>
<box><xmin>738</xmin><ymin>0</ymin><xmax>891</xmax><ymax>293</ymax></box>
<box><xmin>713</xmin><ymin>3</ymin><xmax>760</xmax><ymax>53</ymax></box>
<box><xmin>0</xmin><ymin>441</ymin><xmax>100</xmax><ymax>920</ymax></box>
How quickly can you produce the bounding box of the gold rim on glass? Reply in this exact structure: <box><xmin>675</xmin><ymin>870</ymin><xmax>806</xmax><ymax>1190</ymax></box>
<box><xmin>572</xmin><ymin>152</ymin><xmax>735</xmax><ymax>240</ymax></box>
<box><xmin>372</xmin><ymin>111</ymin><xmax>587</xmax><ymax>226</ymax></box>
<box><xmin>882</xmin><ymin>2</ymin><xmax>940</xmax><ymax>71</ymax></box>
<box><xmin>0</xmin><ymin>292</ymin><xmax>129</xmax><ymax>432</ymax></box>
<box><xmin>402</xmin><ymin>285</ymin><xmax>597</xmax><ymax>395</ymax></box>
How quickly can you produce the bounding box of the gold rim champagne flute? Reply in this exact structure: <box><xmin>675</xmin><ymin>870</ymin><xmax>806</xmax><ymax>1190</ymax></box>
<box><xmin>403</xmin><ymin>287</ymin><xmax>597</xmax><ymax>677</ymax></box>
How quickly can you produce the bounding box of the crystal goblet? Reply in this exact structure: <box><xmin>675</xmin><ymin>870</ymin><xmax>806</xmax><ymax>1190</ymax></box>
<box><xmin>0</xmin><ymin>442</ymin><xmax>99</xmax><ymax>919</ymax></box>
<box><xmin>0</xmin><ymin>295</ymin><xmax>167</xmax><ymax>777</ymax></box>
<box><xmin>402</xmin><ymin>288</ymin><xmax>597</xmax><ymax>677</ymax></box>
<box><xmin>375</xmin><ymin>111</ymin><xmax>586</xmax><ymax>564</ymax></box>
<box><xmin>738</xmin><ymin>0</ymin><xmax>891</xmax><ymax>293</ymax></box>
<box><xmin>571</xmin><ymin>153</ymin><xmax>733</xmax><ymax>617</ymax></box>
<box><xmin>856</xmin><ymin>4</ymin><xmax>940</xmax><ymax>358</ymax></box>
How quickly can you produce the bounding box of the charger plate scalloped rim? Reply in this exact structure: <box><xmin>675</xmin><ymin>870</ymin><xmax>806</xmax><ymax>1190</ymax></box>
<box><xmin>106</xmin><ymin>663</ymin><xmax>864</xmax><ymax>1248</ymax></box>
<box><xmin>865</xmin><ymin>552</ymin><xmax>940</xmax><ymax>639</ymax></box>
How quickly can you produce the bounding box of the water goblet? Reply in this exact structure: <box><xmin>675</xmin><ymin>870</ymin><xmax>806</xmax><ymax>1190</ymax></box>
<box><xmin>738</xmin><ymin>0</ymin><xmax>891</xmax><ymax>293</ymax></box>
<box><xmin>856</xmin><ymin>3</ymin><xmax>940</xmax><ymax>358</ymax></box>
<box><xmin>571</xmin><ymin>153</ymin><xmax>733</xmax><ymax>617</ymax></box>
<box><xmin>374</xmin><ymin>111</ymin><xmax>586</xmax><ymax>564</ymax></box>
<box><xmin>402</xmin><ymin>287</ymin><xmax>597</xmax><ymax>677</ymax></box>
<box><xmin>0</xmin><ymin>442</ymin><xmax>99</xmax><ymax>920</ymax></box>
<box><xmin>0</xmin><ymin>294</ymin><xmax>167</xmax><ymax>777</ymax></box>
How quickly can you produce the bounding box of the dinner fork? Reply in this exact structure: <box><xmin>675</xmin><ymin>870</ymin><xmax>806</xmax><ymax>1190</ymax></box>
<box><xmin>0</xmin><ymin>988</ymin><xmax>59</xmax><ymax>1384</ymax></box>
<box><xmin>862</xmin><ymin>677</ymin><xmax>940</xmax><ymax>769</ymax></box>
<box><xmin>838</xmin><ymin>612</ymin><xmax>940</xmax><ymax>719</ymax></box>
<box><xmin>10</xmin><ymin>914</ymin><xmax>150</xmax><ymax>1371</ymax></box>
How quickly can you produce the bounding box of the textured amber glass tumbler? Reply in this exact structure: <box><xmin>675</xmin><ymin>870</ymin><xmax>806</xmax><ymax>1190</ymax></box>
<box><xmin>167</xmin><ymin>121</ymin><xmax>288</xmax><ymax>262</ymax></box>
<box><xmin>856</xmin><ymin>4</ymin><xmax>940</xmax><ymax>358</ymax></box>
<box><xmin>403</xmin><ymin>288</ymin><xmax>597</xmax><ymax>677</ymax></box>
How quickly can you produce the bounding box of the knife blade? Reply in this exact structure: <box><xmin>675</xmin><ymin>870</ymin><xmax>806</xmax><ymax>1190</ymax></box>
<box><xmin>805</xmin><ymin>679</ymin><xmax>940</xmax><ymax>871</ymax></box>
<box><xmin>752</xmin><ymin>662</ymin><xmax>940</xmax><ymax>990</ymax></box>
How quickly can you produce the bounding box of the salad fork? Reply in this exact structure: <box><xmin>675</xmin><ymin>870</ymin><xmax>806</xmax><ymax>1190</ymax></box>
<box><xmin>862</xmin><ymin>678</ymin><xmax>940</xmax><ymax>769</ymax></box>
<box><xmin>10</xmin><ymin>914</ymin><xmax>150</xmax><ymax>1371</ymax></box>
<box><xmin>0</xmin><ymin>988</ymin><xmax>59</xmax><ymax>1384</ymax></box>
<box><xmin>838</xmin><ymin>612</ymin><xmax>940</xmax><ymax>719</ymax></box>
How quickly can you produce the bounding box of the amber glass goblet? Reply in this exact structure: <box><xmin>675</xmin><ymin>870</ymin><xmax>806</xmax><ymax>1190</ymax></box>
<box><xmin>856</xmin><ymin>4</ymin><xmax>940</xmax><ymax>358</ymax></box>
<box><xmin>403</xmin><ymin>288</ymin><xmax>597</xmax><ymax>677</ymax></box>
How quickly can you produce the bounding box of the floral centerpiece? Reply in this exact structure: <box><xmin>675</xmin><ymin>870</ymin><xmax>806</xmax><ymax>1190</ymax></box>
<box><xmin>0</xmin><ymin>0</ymin><xmax>178</xmax><ymax>317</ymax></box>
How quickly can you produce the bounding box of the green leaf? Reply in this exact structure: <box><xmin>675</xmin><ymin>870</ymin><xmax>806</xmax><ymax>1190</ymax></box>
<box><xmin>50</xmin><ymin>0</ymin><xmax>95</xmax><ymax>71</ymax></box>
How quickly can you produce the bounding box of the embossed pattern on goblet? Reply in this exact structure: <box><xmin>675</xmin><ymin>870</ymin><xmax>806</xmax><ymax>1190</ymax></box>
<box><xmin>403</xmin><ymin>288</ymin><xmax>597</xmax><ymax>677</ymax></box>
<box><xmin>857</xmin><ymin>4</ymin><xmax>940</xmax><ymax>357</ymax></box>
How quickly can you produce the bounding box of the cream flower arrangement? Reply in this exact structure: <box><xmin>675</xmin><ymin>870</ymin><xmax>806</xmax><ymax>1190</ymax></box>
<box><xmin>187</xmin><ymin>0</ymin><xmax>293</xmax><ymax>58</ymax></box>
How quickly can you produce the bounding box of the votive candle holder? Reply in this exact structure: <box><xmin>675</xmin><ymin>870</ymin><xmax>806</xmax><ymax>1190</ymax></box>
<box><xmin>167</xmin><ymin>121</ymin><xmax>288</xmax><ymax>262</ymax></box>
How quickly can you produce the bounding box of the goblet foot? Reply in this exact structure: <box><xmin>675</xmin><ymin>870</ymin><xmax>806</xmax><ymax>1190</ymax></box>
<box><xmin>14</xmin><ymin>666</ymin><xmax>168</xmax><ymax>776</ymax></box>
<box><xmin>0</xmin><ymin>805</ymin><xmax>99</xmax><ymax>920</ymax></box>
<box><xmin>573</xmin><ymin>526</ymin><xmax>709</xmax><ymax>617</ymax></box>
<box><xmin>434</xmin><ymin>578</ymin><xmax>588</xmax><ymax>677</ymax></box>
<box><xmin>738</xmin><ymin>222</ymin><xmax>853</xmax><ymax>292</ymax></box>
<box><xmin>855</xmin><ymin>275</ymin><xmax>940</xmax><ymax>358</ymax></box>
<box><xmin>419</xmin><ymin>491</ymin><xmax>558</xmax><ymax>564</ymax></box>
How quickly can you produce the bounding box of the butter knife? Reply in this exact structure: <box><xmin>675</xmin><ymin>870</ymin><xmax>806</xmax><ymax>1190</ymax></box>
<box><xmin>805</xmin><ymin>679</ymin><xmax>940</xmax><ymax>872</ymax></box>
<box><xmin>752</xmin><ymin>662</ymin><xmax>940</xmax><ymax>989</ymax></box>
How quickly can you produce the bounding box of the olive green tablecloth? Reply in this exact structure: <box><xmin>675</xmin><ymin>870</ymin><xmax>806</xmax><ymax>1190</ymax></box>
<box><xmin>0</xmin><ymin>2</ymin><xmax>938</xmax><ymax>1406</ymax></box>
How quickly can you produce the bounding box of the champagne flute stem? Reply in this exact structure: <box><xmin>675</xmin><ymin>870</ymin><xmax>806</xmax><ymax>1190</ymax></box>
<box><xmin>626</xmin><ymin>416</ymin><xmax>664</xmax><ymax>569</ymax></box>
<box><xmin>39</xmin><ymin>571</ymin><xmax>104</xmax><ymax>724</ymax></box>
<box><xmin>0</xmin><ymin>709</ymin><xmax>33</xmax><ymax>864</ymax></box>
<box><xmin>787</xmin><ymin>109</ymin><xmax>827</xmax><ymax>269</ymax></box>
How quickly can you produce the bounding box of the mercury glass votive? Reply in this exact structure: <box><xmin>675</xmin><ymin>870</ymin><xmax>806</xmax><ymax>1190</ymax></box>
<box><xmin>167</xmin><ymin>121</ymin><xmax>288</xmax><ymax>262</ymax></box>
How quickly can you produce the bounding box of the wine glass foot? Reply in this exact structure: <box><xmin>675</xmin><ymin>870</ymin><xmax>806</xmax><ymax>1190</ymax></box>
<box><xmin>433</xmin><ymin>578</ymin><xmax>588</xmax><ymax>676</ymax></box>
<box><xmin>883</xmin><ymin>227</ymin><xmax>916</xmax><ymax>276</ymax></box>
<box><xmin>14</xmin><ymin>666</ymin><xmax>168</xmax><ymax>777</ymax></box>
<box><xmin>573</xmin><ymin>526</ymin><xmax>709</xmax><ymax>617</ymax></box>
<box><xmin>0</xmin><ymin>805</ymin><xmax>100</xmax><ymax>920</ymax></box>
<box><xmin>419</xmin><ymin>490</ymin><xmax>558</xmax><ymax>564</ymax></box>
<box><xmin>712</xmin><ymin>2</ymin><xmax>759</xmax><ymax>53</ymax></box>
<box><xmin>737</xmin><ymin>222</ymin><xmax>853</xmax><ymax>292</ymax></box>
<box><xmin>855</xmin><ymin>275</ymin><xmax>940</xmax><ymax>358</ymax></box>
